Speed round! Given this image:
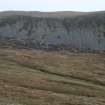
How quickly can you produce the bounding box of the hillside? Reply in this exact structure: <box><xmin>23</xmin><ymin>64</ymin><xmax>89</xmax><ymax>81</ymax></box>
<box><xmin>0</xmin><ymin>11</ymin><xmax>105</xmax><ymax>105</ymax></box>
<box><xmin>0</xmin><ymin>11</ymin><xmax>105</xmax><ymax>51</ymax></box>
<box><xmin>0</xmin><ymin>48</ymin><xmax>105</xmax><ymax>105</ymax></box>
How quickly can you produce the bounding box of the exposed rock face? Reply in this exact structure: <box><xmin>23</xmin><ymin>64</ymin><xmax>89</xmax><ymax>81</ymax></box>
<box><xmin>0</xmin><ymin>11</ymin><xmax>105</xmax><ymax>51</ymax></box>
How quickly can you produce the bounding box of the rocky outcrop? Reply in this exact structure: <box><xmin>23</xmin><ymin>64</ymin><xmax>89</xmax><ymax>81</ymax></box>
<box><xmin>0</xmin><ymin>11</ymin><xmax>105</xmax><ymax>51</ymax></box>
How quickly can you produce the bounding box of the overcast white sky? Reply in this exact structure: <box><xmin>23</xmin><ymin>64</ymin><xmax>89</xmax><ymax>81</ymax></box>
<box><xmin>0</xmin><ymin>0</ymin><xmax>105</xmax><ymax>12</ymax></box>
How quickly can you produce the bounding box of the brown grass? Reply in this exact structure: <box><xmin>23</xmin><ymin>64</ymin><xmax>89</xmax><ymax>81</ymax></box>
<box><xmin>0</xmin><ymin>48</ymin><xmax>105</xmax><ymax>105</ymax></box>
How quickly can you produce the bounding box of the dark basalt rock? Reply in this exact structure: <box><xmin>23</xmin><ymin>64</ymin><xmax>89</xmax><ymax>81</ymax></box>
<box><xmin>0</xmin><ymin>11</ymin><xmax>105</xmax><ymax>51</ymax></box>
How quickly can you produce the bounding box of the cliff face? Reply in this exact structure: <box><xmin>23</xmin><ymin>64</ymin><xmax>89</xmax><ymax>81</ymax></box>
<box><xmin>0</xmin><ymin>11</ymin><xmax>105</xmax><ymax>51</ymax></box>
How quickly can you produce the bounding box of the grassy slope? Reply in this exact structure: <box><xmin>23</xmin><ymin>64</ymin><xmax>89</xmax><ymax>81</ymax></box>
<box><xmin>0</xmin><ymin>48</ymin><xmax>105</xmax><ymax>105</ymax></box>
<box><xmin>0</xmin><ymin>11</ymin><xmax>85</xmax><ymax>18</ymax></box>
<box><xmin>0</xmin><ymin>11</ymin><xmax>105</xmax><ymax>18</ymax></box>
<box><xmin>0</xmin><ymin>11</ymin><xmax>104</xmax><ymax>19</ymax></box>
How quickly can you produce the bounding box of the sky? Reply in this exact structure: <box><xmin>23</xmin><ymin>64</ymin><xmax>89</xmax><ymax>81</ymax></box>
<box><xmin>0</xmin><ymin>0</ymin><xmax>105</xmax><ymax>12</ymax></box>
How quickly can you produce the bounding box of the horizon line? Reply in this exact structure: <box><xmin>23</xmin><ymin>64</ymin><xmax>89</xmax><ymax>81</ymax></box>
<box><xmin>0</xmin><ymin>10</ymin><xmax>105</xmax><ymax>13</ymax></box>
